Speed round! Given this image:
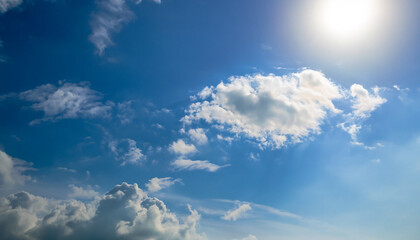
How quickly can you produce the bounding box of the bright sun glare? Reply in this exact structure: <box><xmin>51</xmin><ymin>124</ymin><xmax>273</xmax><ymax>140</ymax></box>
<box><xmin>317</xmin><ymin>0</ymin><xmax>379</xmax><ymax>40</ymax></box>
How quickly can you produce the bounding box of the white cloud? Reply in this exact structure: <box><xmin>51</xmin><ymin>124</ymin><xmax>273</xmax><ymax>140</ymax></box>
<box><xmin>145</xmin><ymin>177</ymin><xmax>182</xmax><ymax>192</ymax></box>
<box><xmin>241</xmin><ymin>235</ymin><xmax>258</xmax><ymax>240</ymax></box>
<box><xmin>187</xmin><ymin>128</ymin><xmax>208</xmax><ymax>145</ymax></box>
<box><xmin>350</xmin><ymin>84</ymin><xmax>386</xmax><ymax>118</ymax></box>
<box><xmin>89</xmin><ymin>0</ymin><xmax>161</xmax><ymax>55</ymax></box>
<box><xmin>169</xmin><ymin>139</ymin><xmax>197</xmax><ymax>155</ymax></box>
<box><xmin>183</xmin><ymin>70</ymin><xmax>343</xmax><ymax>149</ymax></box>
<box><xmin>0</xmin><ymin>0</ymin><xmax>22</xmax><ymax>13</ymax></box>
<box><xmin>0</xmin><ymin>150</ymin><xmax>33</xmax><ymax>188</ymax></box>
<box><xmin>19</xmin><ymin>82</ymin><xmax>113</xmax><ymax>125</ymax></box>
<box><xmin>339</xmin><ymin>84</ymin><xmax>387</xmax><ymax>148</ymax></box>
<box><xmin>171</xmin><ymin>159</ymin><xmax>228</xmax><ymax>172</ymax></box>
<box><xmin>109</xmin><ymin>139</ymin><xmax>145</xmax><ymax>166</ymax></box>
<box><xmin>222</xmin><ymin>203</ymin><xmax>252</xmax><ymax>221</ymax></box>
<box><xmin>57</xmin><ymin>167</ymin><xmax>77</xmax><ymax>173</ymax></box>
<box><xmin>117</xmin><ymin>101</ymin><xmax>135</xmax><ymax>124</ymax></box>
<box><xmin>68</xmin><ymin>185</ymin><xmax>99</xmax><ymax>200</ymax></box>
<box><xmin>0</xmin><ymin>182</ymin><xmax>206</xmax><ymax>240</ymax></box>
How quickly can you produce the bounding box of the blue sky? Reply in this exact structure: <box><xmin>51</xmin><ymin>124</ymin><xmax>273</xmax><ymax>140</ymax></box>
<box><xmin>1</xmin><ymin>0</ymin><xmax>420</xmax><ymax>239</ymax></box>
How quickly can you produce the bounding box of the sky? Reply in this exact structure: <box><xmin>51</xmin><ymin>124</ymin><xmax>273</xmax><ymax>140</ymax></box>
<box><xmin>1</xmin><ymin>0</ymin><xmax>420</xmax><ymax>239</ymax></box>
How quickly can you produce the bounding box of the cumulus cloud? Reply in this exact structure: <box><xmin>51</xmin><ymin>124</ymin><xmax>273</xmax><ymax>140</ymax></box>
<box><xmin>89</xmin><ymin>0</ymin><xmax>161</xmax><ymax>55</ymax></box>
<box><xmin>169</xmin><ymin>139</ymin><xmax>197</xmax><ymax>155</ymax></box>
<box><xmin>182</xmin><ymin>70</ymin><xmax>343</xmax><ymax>149</ymax></box>
<box><xmin>222</xmin><ymin>203</ymin><xmax>252</xmax><ymax>221</ymax></box>
<box><xmin>68</xmin><ymin>185</ymin><xmax>100</xmax><ymax>200</ymax></box>
<box><xmin>0</xmin><ymin>150</ymin><xmax>33</xmax><ymax>188</ymax></box>
<box><xmin>171</xmin><ymin>159</ymin><xmax>228</xmax><ymax>172</ymax></box>
<box><xmin>18</xmin><ymin>82</ymin><xmax>113</xmax><ymax>125</ymax></box>
<box><xmin>145</xmin><ymin>177</ymin><xmax>182</xmax><ymax>193</ymax></box>
<box><xmin>109</xmin><ymin>139</ymin><xmax>145</xmax><ymax>166</ymax></box>
<box><xmin>0</xmin><ymin>182</ymin><xmax>206</xmax><ymax>240</ymax></box>
<box><xmin>349</xmin><ymin>84</ymin><xmax>386</xmax><ymax>118</ymax></box>
<box><xmin>0</xmin><ymin>0</ymin><xmax>22</xmax><ymax>13</ymax></box>
<box><xmin>187</xmin><ymin>128</ymin><xmax>208</xmax><ymax>145</ymax></box>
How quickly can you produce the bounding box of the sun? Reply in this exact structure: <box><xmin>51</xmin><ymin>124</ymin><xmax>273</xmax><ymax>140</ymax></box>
<box><xmin>317</xmin><ymin>0</ymin><xmax>379</xmax><ymax>40</ymax></box>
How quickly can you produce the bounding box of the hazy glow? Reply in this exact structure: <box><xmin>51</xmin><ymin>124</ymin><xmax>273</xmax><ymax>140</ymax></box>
<box><xmin>317</xmin><ymin>0</ymin><xmax>379</xmax><ymax>40</ymax></box>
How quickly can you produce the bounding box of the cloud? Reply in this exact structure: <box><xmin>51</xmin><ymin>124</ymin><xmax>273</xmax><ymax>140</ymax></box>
<box><xmin>0</xmin><ymin>0</ymin><xmax>22</xmax><ymax>13</ymax></box>
<box><xmin>109</xmin><ymin>139</ymin><xmax>145</xmax><ymax>166</ymax></box>
<box><xmin>89</xmin><ymin>0</ymin><xmax>161</xmax><ymax>55</ymax></box>
<box><xmin>182</xmin><ymin>70</ymin><xmax>343</xmax><ymax>149</ymax></box>
<box><xmin>171</xmin><ymin>159</ymin><xmax>228</xmax><ymax>172</ymax></box>
<box><xmin>187</xmin><ymin>128</ymin><xmax>208</xmax><ymax>145</ymax></box>
<box><xmin>169</xmin><ymin>139</ymin><xmax>197</xmax><ymax>155</ymax></box>
<box><xmin>18</xmin><ymin>82</ymin><xmax>113</xmax><ymax>125</ymax></box>
<box><xmin>68</xmin><ymin>185</ymin><xmax>100</xmax><ymax>200</ymax></box>
<box><xmin>222</xmin><ymin>203</ymin><xmax>252</xmax><ymax>221</ymax></box>
<box><xmin>57</xmin><ymin>167</ymin><xmax>77</xmax><ymax>173</ymax></box>
<box><xmin>145</xmin><ymin>177</ymin><xmax>182</xmax><ymax>192</ymax></box>
<box><xmin>339</xmin><ymin>84</ymin><xmax>387</xmax><ymax>148</ymax></box>
<box><xmin>241</xmin><ymin>235</ymin><xmax>258</xmax><ymax>240</ymax></box>
<box><xmin>0</xmin><ymin>150</ymin><xmax>33</xmax><ymax>188</ymax></box>
<box><xmin>0</xmin><ymin>182</ymin><xmax>206</xmax><ymax>240</ymax></box>
<box><xmin>117</xmin><ymin>101</ymin><xmax>135</xmax><ymax>124</ymax></box>
<box><xmin>349</xmin><ymin>84</ymin><xmax>386</xmax><ymax>118</ymax></box>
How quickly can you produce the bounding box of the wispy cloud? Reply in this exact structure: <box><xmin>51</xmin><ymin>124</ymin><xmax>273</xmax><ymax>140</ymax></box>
<box><xmin>18</xmin><ymin>82</ymin><xmax>113</xmax><ymax>125</ymax></box>
<box><xmin>171</xmin><ymin>159</ymin><xmax>229</xmax><ymax>172</ymax></box>
<box><xmin>222</xmin><ymin>203</ymin><xmax>252</xmax><ymax>221</ymax></box>
<box><xmin>0</xmin><ymin>0</ymin><xmax>22</xmax><ymax>13</ymax></box>
<box><xmin>109</xmin><ymin>138</ymin><xmax>145</xmax><ymax>166</ymax></box>
<box><xmin>145</xmin><ymin>177</ymin><xmax>182</xmax><ymax>192</ymax></box>
<box><xmin>89</xmin><ymin>0</ymin><xmax>162</xmax><ymax>55</ymax></box>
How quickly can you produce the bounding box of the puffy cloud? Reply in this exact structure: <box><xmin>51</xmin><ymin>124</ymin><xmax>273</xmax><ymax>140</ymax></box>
<box><xmin>89</xmin><ymin>0</ymin><xmax>161</xmax><ymax>55</ymax></box>
<box><xmin>0</xmin><ymin>182</ymin><xmax>206</xmax><ymax>240</ymax></box>
<box><xmin>171</xmin><ymin>159</ymin><xmax>228</xmax><ymax>172</ymax></box>
<box><xmin>0</xmin><ymin>150</ymin><xmax>33</xmax><ymax>188</ymax></box>
<box><xmin>187</xmin><ymin>128</ymin><xmax>208</xmax><ymax>145</ymax></box>
<box><xmin>169</xmin><ymin>139</ymin><xmax>197</xmax><ymax>155</ymax></box>
<box><xmin>182</xmin><ymin>70</ymin><xmax>343</xmax><ymax>149</ymax></box>
<box><xmin>0</xmin><ymin>0</ymin><xmax>22</xmax><ymax>13</ymax></box>
<box><xmin>145</xmin><ymin>177</ymin><xmax>182</xmax><ymax>193</ymax></box>
<box><xmin>222</xmin><ymin>203</ymin><xmax>252</xmax><ymax>221</ymax></box>
<box><xmin>68</xmin><ymin>185</ymin><xmax>99</xmax><ymax>200</ymax></box>
<box><xmin>349</xmin><ymin>84</ymin><xmax>386</xmax><ymax>118</ymax></box>
<box><xmin>18</xmin><ymin>82</ymin><xmax>113</xmax><ymax>125</ymax></box>
<box><xmin>109</xmin><ymin>139</ymin><xmax>145</xmax><ymax>166</ymax></box>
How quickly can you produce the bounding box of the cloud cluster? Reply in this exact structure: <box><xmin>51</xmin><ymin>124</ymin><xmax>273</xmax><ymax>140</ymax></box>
<box><xmin>0</xmin><ymin>150</ymin><xmax>33</xmax><ymax>188</ymax></box>
<box><xmin>0</xmin><ymin>0</ymin><xmax>22</xmax><ymax>13</ymax></box>
<box><xmin>183</xmin><ymin>70</ymin><xmax>343</xmax><ymax>149</ymax></box>
<box><xmin>222</xmin><ymin>203</ymin><xmax>252</xmax><ymax>221</ymax></box>
<box><xmin>0</xmin><ymin>182</ymin><xmax>206</xmax><ymax>240</ymax></box>
<box><xmin>146</xmin><ymin>177</ymin><xmax>182</xmax><ymax>193</ymax></box>
<box><xmin>89</xmin><ymin>0</ymin><xmax>161</xmax><ymax>55</ymax></box>
<box><xmin>109</xmin><ymin>139</ymin><xmax>145</xmax><ymax>165</ymax></box>
<box><xmin>19</xmin><ymin>82</ymin><xmax>113</xmax><ymax>125</ymax></box>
